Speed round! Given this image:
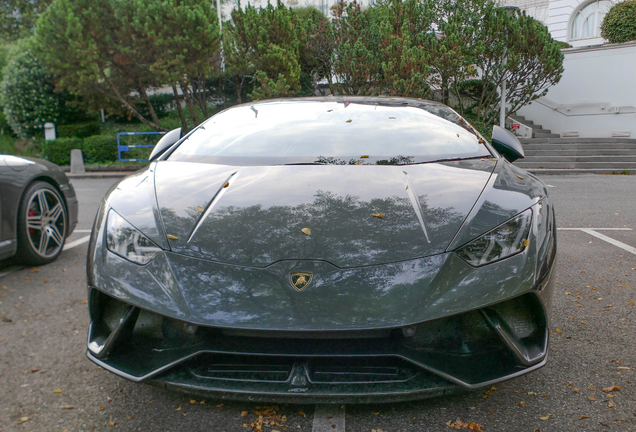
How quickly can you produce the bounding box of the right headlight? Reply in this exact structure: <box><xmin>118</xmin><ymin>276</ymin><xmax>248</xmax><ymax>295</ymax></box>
<box><xmin>455</xmin><ymin>209</ymin><xmax>532</xmax><ymax>267</ymax></box>
<box><xmin>106</xmin><ymin>209</ymin><xmax>162</xmax><ymax>265</ymax></box>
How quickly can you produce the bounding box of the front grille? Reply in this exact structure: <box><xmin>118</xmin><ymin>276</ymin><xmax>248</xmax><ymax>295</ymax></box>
<box><xmin>192</xmin><ymin>354</ymin><xmax>293</xmax><ymax>382</ymax></box>
<box><xmin>187</xmin><ymin>354</ymin><xmax>418</xmax><ymax>385</ymax></box>
<box><xmin>308</xmin><ymin>357</ymin><xmax>416</xmax><ymax>384</ymax></box>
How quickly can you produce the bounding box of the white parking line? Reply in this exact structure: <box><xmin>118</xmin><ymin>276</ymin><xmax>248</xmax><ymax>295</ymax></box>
<box><xmin>557</xmin><ymin>228</ymin><xmax>636</xmax><ymax>255</ymax></box>
<box><xmin>313</xmin><ymin>405</ymin><xmax>345</xmax><ymax>432</ymax></box>
<box><xmin>558</xmin><ymin>228</ymin><xmax>632</xmax><ymax>231</ymax></box>
<box><xmin>62</xmin><ymin>235</ymin><xmax>91</xmax><ymax>251</ymax></box>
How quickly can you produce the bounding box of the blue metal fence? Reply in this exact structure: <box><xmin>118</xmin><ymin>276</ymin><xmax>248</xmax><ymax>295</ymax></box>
<box><xmin>117</xmin><ymin>131</ymin><xmax>167</xmax><ymax>162</ymax></box>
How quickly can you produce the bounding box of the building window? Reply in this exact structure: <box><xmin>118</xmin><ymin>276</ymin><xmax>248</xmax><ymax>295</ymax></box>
<box><xmin>570</xmin><ymin>0</ymin><xmax>613</xmax><ymax>40</ymax></box>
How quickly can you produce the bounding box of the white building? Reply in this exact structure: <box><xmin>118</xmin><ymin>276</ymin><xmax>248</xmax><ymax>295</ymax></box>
<box><xmin>503</xmin><ymin>0</ymin><xmax>636</xmax><ymax>138</ymax></box>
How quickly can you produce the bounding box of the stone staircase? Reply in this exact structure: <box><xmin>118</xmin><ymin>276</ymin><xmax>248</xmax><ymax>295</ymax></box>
<box><xmin>514</xmin><ymin>138</ymin><xmax>636</xmax><ymax>174</ymax></box>
<box><xmin>509</xmin><ymin>115</ymin><xmax>636</xmax><ymax>174</ymax></box>
<box><xmin>509</xmin><ymin>114</ymin><xmax>559</xmax><ymax>139</ymax></box>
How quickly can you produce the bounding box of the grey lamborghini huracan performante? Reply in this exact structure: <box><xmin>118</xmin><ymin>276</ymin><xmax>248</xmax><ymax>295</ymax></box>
<box><xmin>86</xmin><ymin>97</ymin><xmax>556</xmax><ymax>403</ymax></box>
<box><xmin>1</xmin><ymin>155</ymin><xmax>78</xmax><ymax>264</ymax></box>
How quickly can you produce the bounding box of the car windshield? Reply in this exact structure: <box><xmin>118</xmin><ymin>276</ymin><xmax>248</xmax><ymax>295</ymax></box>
<box><xmin>168</xmin><ymin>99</ymin><xmax>492</xmax><ymax>165</ymax></box>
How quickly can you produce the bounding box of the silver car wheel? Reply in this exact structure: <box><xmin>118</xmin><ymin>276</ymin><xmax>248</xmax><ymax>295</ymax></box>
<box><xmin>25</xmin><ymin>188</ymin><xmax>67</xmax><ymax>258</ymax></box>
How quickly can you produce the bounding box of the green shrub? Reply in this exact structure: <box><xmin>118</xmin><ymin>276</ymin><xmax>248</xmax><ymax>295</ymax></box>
<box><xmin>41</xmin><ymin>137</ymin><xmax>82</xmax><ymax>165</ymax></box>
<box><xmin>56</xmin><ymin>121</ymin><xmax>101</xmax><ymax>138</ymax></box>
<box><xmin>601</xmin><ymin>1</ymin><xmax>636</xmax><ymax>43</ymax></box>
<box><xmin>1</xmin><ymin>48</ymin><xmax>61</xmax><ymax>138</ymax></box>
<box><xmin>136</xmin><ymin>94</ymin><xmax>175</xmax><ymax>119</ymax></box>
<box><xmin>0</xmin><ymin>133</ymin><xmax>16</xmax><ymax>154</ymax></box>
<box><xmin>83</xmin><ymin>135</ymin><xmax>118</xmax><ymax>164</ymax></box>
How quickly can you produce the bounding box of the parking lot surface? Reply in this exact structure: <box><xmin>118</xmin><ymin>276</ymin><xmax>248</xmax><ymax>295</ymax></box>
<box><xmin>1</xmin><ymin>174</ymin><xmax>635</xmax><ymax>431</ymax></box>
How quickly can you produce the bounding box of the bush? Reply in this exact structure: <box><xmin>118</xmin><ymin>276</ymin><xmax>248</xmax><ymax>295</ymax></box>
<box><xmin>56</xmin><ymin>121</ymin><xmax>101</xmax><ymax>138</ymax></box>
<box><xmin>83</xmin><ymin>135</ymin><xmax>118</xmax><ymax>164</ymax></box>
<box><xmin>41</xmin><ymin>137</ymin><xmax>82</xmax><ymax>165</ymax></box>
<box><xmin>1</xmin><ymin>48</ymin><xmax>61</xmax><ymax>138</ymax></box>
<box><xmin>136</xmin><ymin>94</ymin><xmax>175</xmax><ymax>119</ymax></box>
<box><xmin>601</xmin><ymin>1</ymin><xmax>636</xmax><ymax>43</ymax></box>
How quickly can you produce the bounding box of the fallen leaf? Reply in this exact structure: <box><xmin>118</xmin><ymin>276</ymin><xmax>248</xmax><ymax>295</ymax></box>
<box><xmin>468</xmin><ymin>422</ymin><xmax>483</xmax><ymax>431</ymax></box>
<box><xmin>297</xmin><ymin>411</ymin><xmax>305</xmax><ymax>417</ymax></box>
<box><xmin>361</xmin><ymin>155</ymin><xmax>369</xmax><ymax>158</ymax></box>
<box><xmin>609</xmin><ymin>401</ymin><xmax>614</xmax><ymax>408</ymax></box>
<box><xmin>523</xmin><ymin>239</ymin><xmax>530</xmax><ymax>247</ymax></box>
<box><xmin>628</xmin><ymin>302</ymin><xmax>634</xmax><ymax>306</ymax></box>
<box><xmin>372</xmin><ymin>214</ymin><xmax>384</xmax><ymax>218</ymax></box>
<box><xmin>346</xmin><ymin>119</ymin><xmax>352</xmax><ymax>123</ymax></box>
<box><xmin>241</xmin><ymin>411</ymin><xmax>249</xmax><ymax>417</ymax></box>
<box><xmin>223</xmin><ymin>181</ymin><xmax>230</xmax><ymax>188</ymax></box>
<box><xmin>62</xmin><ymin>405</ymin><xmax>75</xmax><ymax>409</ymax></box>
<box><xmin>175</xmin><ymin>407</ymin><xmax>182</xmax><ymax>411</ymax></box>
<box><xmin>519</xmin><ymin>401</ymin><xmax>526</xmax><ymax>407</ymax></box>
<box><xmin>53</xmin><ymin>389</ymin><xmax>62</xmax><ymax>393</ymax></box>
<box><xmin>108</xmin><ymin>421</ymin><xmax>115</xmax><ymax>426</ymax></box>
<box><xmin>516</xmin><ymin>174</ymin><xmax>524</xmax><ymax>180</ymax></box>
<box><xmin>167</xmin><ymin>234</ymin><xmax>178</xmax><ymax>240</ymax></box>
<box><xmin>43</xmin><ymin>280</ymin><xmax>48</xmax><ymax>283</ymax></box>
<box><xmin>573</xmin><ymin>388</ymin><xmax>580</xmax><ymax>393</ymax></box>
<box><xmin>24</xmin><ymin>277</ymin><xmax>29</xmax><ymax>280</ymax></box>
<box><xmin>372</xmin><ymin>411</ymin><xmax>379</xmax><ymax>415</ymax></box>
<box><xmin>301</xmin><ymin>228</ymin><xmax>311</xmax><ymax>235</ymax></box>
<box><xmin>30</xmin><ymin>369</ymin><xmax>39</xmax><ymax>373</ymax></box>
<box><xmin>603</xmin><ymin>386</ymin><xmax>620</xmax><ymax>393</ymax></box>
<box><xmin>555</xmin><ymin>328</ymin><xmax>562</xmax><ymax>333</ymax></box>
<box><xmin>30</xmin><ymin>268</ymin><xmax>39</xmax><ymax>272</ymax></box>
<box><xmin>580</xmin><ymin>415</ymin><xmax>590</xmax><ymax>420</ymax></box>
<box><xmin>216</xmin><ymin>404</ymin><xmax>223</xmax><ymax>407</ymax></box>
<box><xmin>17</xmin><ymin>417</ymin><xmax>29</xmax><ymax>424</ymax></box>
<box><xmin>196</xmin><ymin>206</ymin><xmax>204</xmax><ymax>213</ymax></box>
<box><xmin>100</xmin><ymin>406</ymin><xmax>104</xmax><ymax>410</ymax></box>
<box><xmin>528</xmin><ymin>391</ymin><xmax>537</xmax><ymax>396</ymax></box>
<box><xmin>589</xmin><ymin>396</ymin><xmax>596</xmax><ymax>401</ymax></box>
<box><xmin>539</xmin><ymin>414</ymin><xmax>551</xmax><ymax>420</ymax></box>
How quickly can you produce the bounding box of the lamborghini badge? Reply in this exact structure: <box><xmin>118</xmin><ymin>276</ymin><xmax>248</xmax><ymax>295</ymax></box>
<box><xmin>290</xmin><ymin>272</ymin><xmax>312</xmax><ymax>291</ymax></box>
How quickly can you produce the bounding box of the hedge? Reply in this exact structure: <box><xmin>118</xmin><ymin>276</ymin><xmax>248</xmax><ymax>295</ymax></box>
<box><xmin>41</xmin><ymin>137</ymin><xmax>82</xmax><ymax>165</ymax></box>
<box><xmin>601</xmin><ymin>1</ymin><xmax>636</xmax><ymax>43</ymax></box>
<box><xmin>56</xmin><ymin>121</ymin><xmax>101</xmax><ymax>138</ymax></box>
<box><xmin>83</xmin><ymin>135</ymin><xmax>118</xmax><ymax>164</ymax></box>
<box><xmin>41</xmin><ymin>134</ymin><xmax>118</xmax><ymax>165</ymax></box>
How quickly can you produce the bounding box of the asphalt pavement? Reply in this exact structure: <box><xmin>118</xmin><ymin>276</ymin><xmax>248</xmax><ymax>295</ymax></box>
<box><xmin>1</xmin><ymin>173</ymin><xmax>635</xmax><ymax>432</ymax></box>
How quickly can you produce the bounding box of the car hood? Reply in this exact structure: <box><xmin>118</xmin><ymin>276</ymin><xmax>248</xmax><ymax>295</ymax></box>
<box><xmin>148</xmin><ymin>160</ymin><xmax>496</xmax><ymax>268</ymax></box>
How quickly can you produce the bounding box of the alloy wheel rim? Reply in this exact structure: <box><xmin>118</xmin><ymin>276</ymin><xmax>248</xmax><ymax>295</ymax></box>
<box><xmin>25</xmin><ymin>189</ymin><xmax>66</xmax><ymax>258</ymax></box>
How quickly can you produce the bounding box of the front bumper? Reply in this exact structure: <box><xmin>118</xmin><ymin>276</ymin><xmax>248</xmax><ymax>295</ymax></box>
<box><xmin>86</xmin><ymin>264</ymin><xmax>554</xmax><ymax>404</ymax></box>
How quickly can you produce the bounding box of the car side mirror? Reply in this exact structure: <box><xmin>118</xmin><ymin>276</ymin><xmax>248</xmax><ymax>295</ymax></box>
<box><xmin>491</xmin><ymin>125</ymin><xmax>525</xmax><ymax>163</ymax></box>
<box><xmin>149</xmin><ymin>128</ymin><xmax>182</xmax><ymax>161</ymax></box>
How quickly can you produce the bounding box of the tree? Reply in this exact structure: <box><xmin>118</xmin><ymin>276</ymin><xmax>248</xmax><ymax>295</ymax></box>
<box><xmin>331</xmin><ymin>2</ymin><xmax>381</xmax><ymax>95</ymax></box>
<box><xmin>371</xmin><ymin>0</ymin><xmax>436</xmax><ymax>98</ymax></box>
<box><xmin>34</xmin><ymin>0</ymin><xmax>220</xmax><ymax>132</ymax></box>
<box><xmin>601</xmin><ymin>0</ymin><xmax>636</xmax><ymax>44</ymax></box>
<box><xmin>296</xmin><ymin>6</ymin><xmax>334</xmax><ymax>95</ymax></box>
<box><xmin>0</xmin><ymin>0</ymin><xmax>53</xmax><ymax>41</ymax></box>
<box><xmin>466</xmin><ymin>7</ymin><xmax>564</xmax><ymax>124</ymax></box>
<box><xmin>1</xmin><ymin>48</ymin><xmax>59</xmax><ymax>137</ymax></box>
<box><xmin>225</xmin><ymin>1</ymin><xmax>302</xmax><ymax>101</ymax></box>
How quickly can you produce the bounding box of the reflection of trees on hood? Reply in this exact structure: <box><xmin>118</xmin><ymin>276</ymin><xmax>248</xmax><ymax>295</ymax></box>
<box><xmin>163</xmin><ymin>190</ymin><xmax>464</xmax><ymax>268</ymax></box>
<box><xmin>163</xmin><ymin>250</ymin><xmax>448</xmax><ymax>329</ymax></box>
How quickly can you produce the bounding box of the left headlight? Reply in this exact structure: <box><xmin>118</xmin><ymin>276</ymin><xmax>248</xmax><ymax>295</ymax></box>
<box><xmin>106</xmin><ymin>209</ymin><xmax>162</xmax><ymax>265</ymax></box>
<box><xmin>455</xmin><ymin>209</ymin><xmax>532</xmax><ymax>267</ymax></box>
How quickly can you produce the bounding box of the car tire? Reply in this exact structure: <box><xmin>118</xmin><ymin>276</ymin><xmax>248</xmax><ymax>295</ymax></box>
<box><xmin>15</xmin><ymin>181</ymin><xmax>68</xmax><ymax>265</ymax></box>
